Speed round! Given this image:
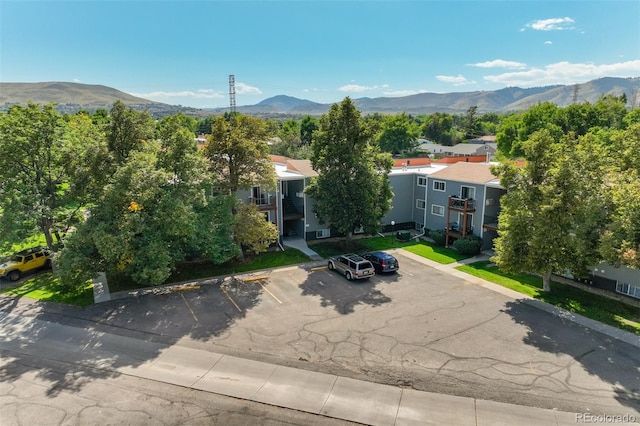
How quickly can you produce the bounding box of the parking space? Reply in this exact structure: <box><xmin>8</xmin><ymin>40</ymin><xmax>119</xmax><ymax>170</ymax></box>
<box><xmin>84</xmin><ymin>251</ymin><xmax>640</xmax><ymax>418</ymax></box>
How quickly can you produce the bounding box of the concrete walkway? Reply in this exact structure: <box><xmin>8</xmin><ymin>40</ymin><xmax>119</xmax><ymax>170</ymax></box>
<box><xmin>283</xmin><ymin>236</ymin><xmax>324</xmax><ymax>261</ymax></box>
<box><xmin>3</xmin><ymin>310</ymin><xmax>628</xmax><ymax>426</ymax></box>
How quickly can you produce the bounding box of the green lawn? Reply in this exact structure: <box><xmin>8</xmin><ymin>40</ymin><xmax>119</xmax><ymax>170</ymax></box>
<box><xmin>1</xmin><ymin>272</ymin><xmax>94</xmax><ymax>307</ymax></box>
<box><xmin>1</xmin><ymin>234</ymin><xmax>48</xmax><ymax>258</ymax></box>
<box><xmin>456</xmin><ymin>261</ymin><xmax>640</xmax><ymax>335</ymax></box>
<box><xmin>310</xmin><ymin>235</ymin><xmax>471</xmax><ymax>264</ymax></box>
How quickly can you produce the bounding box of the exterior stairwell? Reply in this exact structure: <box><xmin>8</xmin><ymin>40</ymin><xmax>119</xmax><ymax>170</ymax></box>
<box><xmin>283</xmin><ymin>197</ymin><xmax>300</xmax><ymax>216</ymax></box>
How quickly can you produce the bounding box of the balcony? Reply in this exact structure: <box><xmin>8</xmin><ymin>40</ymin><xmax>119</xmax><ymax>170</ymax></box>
<box><xmin>249</xmin><ymin>195</ymin><xmax>275</xmax><ymax>210</ymax></box>
<box><xmin>482</xmin><ymin>216</ymin><xmax>499</xmax><ymax>231</ymax></box>
<box><xmin>448</xmin><ymin>196</ymin><xmax>476</xmax><ymax>211</ymax></box>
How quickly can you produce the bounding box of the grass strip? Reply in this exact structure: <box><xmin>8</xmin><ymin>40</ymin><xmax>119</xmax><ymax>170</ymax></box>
<box><xmin>1</xmin><ymin>272</ymin><xmax>94</xmax><ymax>307</ymax></box>
<box><xmin>108</xmin><ymin>248</ymin><xmax>311</xmax><ymax>293</ymax></box>
<box><xmin>456</xmin><ymin>261</ymin><xmax>640</xmax><ymax>335</ymax></box>
<box><xmin>310</xmin><ymin>236</ymin><xmax>470</xmax><ymax>264</ymax></box>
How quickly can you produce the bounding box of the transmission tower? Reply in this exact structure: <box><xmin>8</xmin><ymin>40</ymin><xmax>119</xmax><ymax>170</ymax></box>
<box><xmin>229</xmin><ymin>75</ymin><xmax>236</xmax><ymax>115</ymax></box>
<box><xmin>572</xmin><ymin>84</ymin><xmax>579</xmax><ymax>104</ymax></box>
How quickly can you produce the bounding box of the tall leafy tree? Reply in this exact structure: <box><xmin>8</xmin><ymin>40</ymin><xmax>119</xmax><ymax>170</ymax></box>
<box><xmin>300</xmin><ymin>115</ymin><xmax>318</xmax><ymax>145</ymax></box>
<box><xmin>599</xmin><ymin>123</ymin><xmax>640</xmax><ymax>267</ymax></box>
<box><xmin>0</xmin><ymin>103</ymin><xmax>78</xmax><ymax>250</ymax></box>
<box><xmin>376</xmin><ymin>112</ymin><xmax>420</xmax><ymax>154</ymax></box>
<box><xmin>204</xmin><ymin>114</ymin><xmax>275</xmax><ymax>193</ymax></box>
<box><xmin>421</xmin><ymin>112</ymin><xmax>455</xmax><ymax>145</ymax></box>
<box><xmin>107</xmin><ymin>101</ymin><xmax>155</xmax><ymax>164</ymax></box>
<box><xmin>203</xmin><ymin>114</ymin><xmax>278</xmax><ymax>256</ymax></box>
<box><xmin>463</xmin><ymin>105</ymin><xmax>481</xmax><ymax>138</ymax></box>
<box><xmin>306</xmin><ymin>97</ymin><xmax>394</xmax><ymax>242</ymax></box>
<box><xmin>491</xmin><ymin>129</ymin><xmax>608</xmax><ymax>291</ymax></box>
<box><xmin>56</xmin><ymin>142</ymin><xmax>238</xmax><ymax>288</ymax></box>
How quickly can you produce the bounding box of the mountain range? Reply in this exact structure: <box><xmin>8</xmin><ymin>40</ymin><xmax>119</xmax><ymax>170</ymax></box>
<box><xmin>1</xmin><ymin>77</ymin><xmax>639</xmax><ymax>117</ymax></box>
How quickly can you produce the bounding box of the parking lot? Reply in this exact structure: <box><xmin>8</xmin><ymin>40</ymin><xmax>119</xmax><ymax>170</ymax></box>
<box><xmin>63</xmin><ymin>250</ymin><xmax>640</xmax><ymax>418</ymax></box>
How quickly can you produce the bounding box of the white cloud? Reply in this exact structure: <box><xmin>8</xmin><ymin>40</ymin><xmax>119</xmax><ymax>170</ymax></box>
<box><xmin>339</xmin><ymin>83</ymin><xmax>389</xmax><ymax>92</ymax></box>
<box><xmin>544</xmin><ymin>41</ymin><xmax>553</xmax><ymax>45</ymax></box>
<box><xmin>525</xmin><ymin>17</ymin><xmax>575</xmax><ymax>31</ymax></box>
<box><xmin>435</xmin><ymin>75</ymin><xmax>475</xmax><ymax>86</ymax></box>
<box><xmin>470</xmin><ymin>59</ymin><xmax>527</xmax><ymax>69</ymax></box>
<box><xmin>483</xmin><ymin>60</ymin><xmax>640</xmax><ymax>87</ymax></box>
<box><xmin>235</xmin><ymin>82</ymin><xmax>262</xmax><ymax>95</ymax></box>
<box><xmin>73</xmin><ymin>78</ymin><xmax>81</xmax><ymax>83</ymax></box>
<box><xmin>131</xmin><ymin>89</ymin><xmax>225</xmax><ymax>100</ymax></box>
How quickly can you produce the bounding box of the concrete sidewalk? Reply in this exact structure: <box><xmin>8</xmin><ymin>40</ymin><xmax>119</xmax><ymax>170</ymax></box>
<box><xmin>1</xmin><ymin>310</ymin><xmax>613</xmax><ymax>426</ymax></box>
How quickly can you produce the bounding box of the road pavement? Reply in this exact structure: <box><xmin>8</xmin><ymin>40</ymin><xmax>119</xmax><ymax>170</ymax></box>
<box><xmin>1</xmin><ymin>249</ymin><xmax>639</xmax><ymax>425</ymax></box>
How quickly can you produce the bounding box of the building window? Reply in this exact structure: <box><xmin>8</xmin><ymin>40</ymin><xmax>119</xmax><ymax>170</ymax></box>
<box><xmin>416</xmin><ymin>199</ymin><xmax>426</xmax><ymax>209</ymax></box>
<box><xmin>417</xmin><ymin>176</ymin><xmax>427</xmax><ymax>187</ymax></box>
<box><xmin>316</xmin><ymin>229</ymin><xmax>330</xmax><ymax>239</ymax></box>
<box><xmin>616</xmin><ymin>282</ymin><xmax>640</xmax><ymax>299</ymax></box>
<box><xmin>431</xmin><ymin>204</ymin><xmax>444</xmax><ymax>216</ymax></box>
<box><xmin>433</xmin><ymin>180</ymin><xmax>445</xmax><ymax>192</ymax></box>
<box><xmin>460</xmin><ymin>185</ymin><xmax>476</xmax><ymax>200</ymax></box>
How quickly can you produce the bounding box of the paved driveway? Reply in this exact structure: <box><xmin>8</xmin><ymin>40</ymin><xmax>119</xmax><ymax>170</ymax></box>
<box><xmin>6</xmin><ymin>250</ymin><xmax>640</xmax><ymax>418</ymax></box>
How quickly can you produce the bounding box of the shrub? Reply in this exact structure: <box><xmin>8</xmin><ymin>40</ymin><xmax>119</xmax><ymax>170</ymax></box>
<box><xmin>429</xmin><ymin>229</ymin><xmax>446</xmax><ymax>246</ymax></box>
<box><xmin>453</xmin><ymin>235</ymin><xmax>482</xmax><ymax>255</ymax></box>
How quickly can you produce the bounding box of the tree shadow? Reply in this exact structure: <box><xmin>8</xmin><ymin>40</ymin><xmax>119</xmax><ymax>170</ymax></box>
<box><xmin>299</xmin><ymin>269</ymin><xmax>396</xmax><ymax>314</ymax></box>
<box><xmin>502</xmin><ymin>299</ymin><xmax>640</xmax><ymax>413</ymax></box>
<box><xmin>0</xmin><ymin>275</ymin><xmax>265</xmax><ymax>397</ymax></box>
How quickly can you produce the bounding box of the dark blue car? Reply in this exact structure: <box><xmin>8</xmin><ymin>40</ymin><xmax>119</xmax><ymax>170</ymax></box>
<box><xmin>361</xmin><ymin>251</ymin><xmax>399</xmax><ymax>273</ymax></box>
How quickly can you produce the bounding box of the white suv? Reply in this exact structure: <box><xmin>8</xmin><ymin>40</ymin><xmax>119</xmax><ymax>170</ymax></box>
<box><xmin>328</xmin><ymin>254</ymin><xmax>375</xmax><ymax>280</ymax></box>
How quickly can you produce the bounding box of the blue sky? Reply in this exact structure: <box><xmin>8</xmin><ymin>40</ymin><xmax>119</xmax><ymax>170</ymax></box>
<box><xmin>2</xmin><ymin>0</ymin><xmax>639</xmax><ymax>108</ymax></box>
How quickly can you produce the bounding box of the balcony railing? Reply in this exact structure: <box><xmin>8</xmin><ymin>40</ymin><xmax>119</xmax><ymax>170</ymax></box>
<box><xmin>482</xmin><ymin>216</ymin><xmax>499</xmax><ymax>231</ymax></box>
<box><xmin>448</xmin><ymin>196</ymin><xmax>476</xmax><ymax>211</ymax></box>
<box><xmin>249</xmin><ymin>195</ymin><xmax>274</xmax><ymax>207</ymax></box>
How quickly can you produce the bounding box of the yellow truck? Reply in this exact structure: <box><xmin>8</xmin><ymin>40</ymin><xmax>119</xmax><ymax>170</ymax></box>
<box><xmin>0</xmin><ymin>247</ymin><xmax>51</xmax><ymax>282</ymax></box>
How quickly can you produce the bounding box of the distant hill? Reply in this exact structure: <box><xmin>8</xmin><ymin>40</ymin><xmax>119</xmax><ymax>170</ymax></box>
<box><xmin>0</xmin><ymin>82</ymin><xmax>205</xmax><ymax>117</ymax></box>
<box><xmin>2</xmin><ymin>77</ymin><xmax>639</xmax><ymax>117</ymax></box>
<box><xmin>230</xmin><ymin>77</ymin><xmax>640</xmax><ymax>116</ymax></box>
<box><xmin>0</xmin><ymin>82</ymin><xmax>154</xmax><ymax>106</ymax></box>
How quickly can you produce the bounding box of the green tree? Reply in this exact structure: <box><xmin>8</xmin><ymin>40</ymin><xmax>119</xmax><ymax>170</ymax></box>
<box><xmin>491</xmin><ymin>129</ymin><xmax>608</xmax><ymax>292</ymax></box>
<box><xmin>376</xmin><ymin>112</ymin><xmax>420</xmax><ymax>154</ymax></box>
<box><xmin>300</xmin><ymin>115</ymin><xmax>318</xmax><ymax>145</ymax></box>
<box><xmin>463</xmin><ymin>105</ymin><xmax>481</xmax><ymax>138</ymax></box>
<box><xmin>204</xmin><ymin>114</ymin><xmax>276</xmax><ymax>193</ymax></box>
<box><xmin>421</xmin><ymin>112</ymin><xmax>454</xmax><ymax>145</ymax></box>
<box><xmin>0</xmin><ymin>103</ymin><xmax>78</xmax><ymax>250</ymax></box>
<box><xmin>56</xmin><ymin>143</ymin><xmax>238</xmax><ymax>288</ymax></box>
<box><xmin>233</xmin><ymin>203</ymin><xmax>278</xmax><ymax>255</ymax></box>
<box><xmin>204</xmin><ymin>114</ymin><xmax>278</xmax><ymax>257</ymax></box>
<box><xmin>196</xmin><ymin>116</ymin><xmax>216</xmax><ymax>135</ymax></box>
<box><xmin>107</xmin><ymin>101</ymin><xmax>155</xmax><ymax>164</ymax></box>
<box><xmin>599</xmin><ymin>123</ymin><xmax>640</xmax><ymax>267</ymax></box>
<box><xmin>306</xmin><ymin>98</ymin><xmax>394</xmax><ymax>242</ymax></box>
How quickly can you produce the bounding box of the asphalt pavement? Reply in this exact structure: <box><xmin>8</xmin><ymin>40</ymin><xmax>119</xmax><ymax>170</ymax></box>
<box><xmin>2</xmin><ymin>249</ymin><xmax>640</xmax><ymax>425</ymax></box>
<box><xmin>3</xmin><ymin>308</ymin><xmax>630</xmax><ymax>426</ymax></box>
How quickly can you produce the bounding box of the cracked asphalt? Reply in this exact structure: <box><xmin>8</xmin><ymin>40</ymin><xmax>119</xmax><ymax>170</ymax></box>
<box><xmin>1</xmin><ymin>249</ymin><xmax>639</xmax><ymax>422</ymax></box>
